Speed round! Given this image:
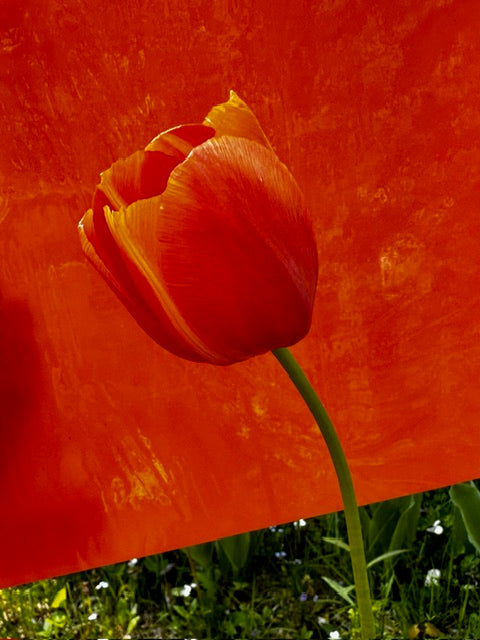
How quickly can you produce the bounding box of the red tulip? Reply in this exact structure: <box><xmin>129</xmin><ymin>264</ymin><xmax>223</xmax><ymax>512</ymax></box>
<box><xmin>78</xmin><ymin>91</ymin><xmax>318</xmax><ymax>365</ymax></box>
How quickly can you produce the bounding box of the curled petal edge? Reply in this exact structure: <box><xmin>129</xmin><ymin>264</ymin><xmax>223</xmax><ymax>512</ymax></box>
<box><xmin>203</xmin><ymin>90</ymin><xmax>273</xmax><ymax>150</ymax></box>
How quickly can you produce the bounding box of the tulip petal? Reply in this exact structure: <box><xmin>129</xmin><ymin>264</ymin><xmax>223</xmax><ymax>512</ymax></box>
<box><xmin>83</xmin><ymin>199</ymin><xmax>143</xmax><ymax>305</ymax></box>
<box><xmin>79</xmin><ymin>209</ymin><xmax>123</xmax><ymax>290</ymax></box>
<box><xmin>93</xmin><ymin>149</ymin><xmax>177</xmax><ymax>212</ymax></box>
<box><xmin>101</xmin><ymin>203</ymin><xmax>223</xmax><ymax>363</ymax></box>
<box><xmin>95</xmin><ymin>124</ymin><xmax>215</xmax><ymax>212</ymax></box>
<box><xmin>145</xmin><ymin>123</ymin><xmax>215</xmax><ymax>154</ymax></box>
<box><xmin>103</xmin><ymin>136</ymin><xmax>317</xmax><ymax>364</ymax></box>
<box><xmin>79</xmin><ymin>207</ymin><xmax>149</xmax><ymax>320</ymax></box>
<box><xmin>79</xmin><ymin>206</ymin><xmax>214</xmax><ymax>363</ymax></box>
<box><xmin>204</xmin><ymin>90</ymin><xmax>273</xmax><ymax>150</ymax></box>
<box><xmin>81</xmin><ymin>123</ymin><xmax>218</xmax><ymax>362</ymax></box>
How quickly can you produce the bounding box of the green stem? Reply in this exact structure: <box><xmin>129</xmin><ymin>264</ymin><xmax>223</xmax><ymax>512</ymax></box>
<box><xmin>272</xmin><ymin>347</ymin><xmax>376</xmax><ymax>640</ymax></box>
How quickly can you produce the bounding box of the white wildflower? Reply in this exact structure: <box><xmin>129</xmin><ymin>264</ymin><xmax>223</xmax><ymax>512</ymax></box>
<box><xmin>293</xmin><ymin>518</ymin><xmax>307</xmax><ymax>528</ymax></box>
<box><xmin>95</xmin><ymin>580</ymin><xmax>109</xmax><ymax>590</ymax></box>
<box><xmin>427</xmin><ymin>519</ymin><xmax>444</xmax><ymax>535</ymax></box>
<box><xmin>425</xmin><ymin>568</ymin><xmax>441</xmax><ymax>586</ymax></box>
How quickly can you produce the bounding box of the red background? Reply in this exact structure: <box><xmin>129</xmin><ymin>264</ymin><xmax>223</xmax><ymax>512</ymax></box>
<box><xmin>1</xmin><ymin>0</ymin><xmax>479</xmax><ymax>587</ymax></box>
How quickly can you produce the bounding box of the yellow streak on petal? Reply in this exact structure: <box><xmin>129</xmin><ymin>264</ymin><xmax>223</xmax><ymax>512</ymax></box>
<box><xmin>78</xmin><ymin>213</ymin><xmax>125</xmax><ymax>294</ymax></box>
<box><xmin>146</xmin><ymin>126</ymin><xmax>195</xmax><ymax>156</ymax></box>
<box><xmin>103</xmin><ymin>205</ymin><xmax>222</xmax><ymax>363</ymax></box>
<box><xmin>98</xmin><ymin>168</ymin><xmax>130</xmax><ymax>211</ymax></box>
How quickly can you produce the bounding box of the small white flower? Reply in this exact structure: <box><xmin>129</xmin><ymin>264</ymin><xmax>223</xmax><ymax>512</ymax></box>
<box><xmin>329</xmin><ymin>631</ymin><xmax>342</xmax><ymax>640</ymax></box>
<box><xmin>95</xmin><ymin>580</ymin><xmax>109</xmax><ymax>590</ymax></box>
<box><xmin>427</xmin><ymin>519</ymin><xmax>444</xmax><ymax>535</ymax></box>
<box><xmin>317</xmin><ymin>616</ymin><xmax>327</xmax><ymax>625</ymax></box>
<box><xmin>293</xmin><ymin>518</ymin><xmax>307</xmax><ymax>528</ymax></box>
<box><xmin>87</xmin><ymin>612</ymin><xmax>98</xmax><ymax>621</ymax></box>
<box><xmin>425</xmin><ymin>568</ymin><xmax>441</xmax><ymax>587</ymax></box>
<box><xmin>128</xmin><ymin>558</ymin><xmax>138</xmax><ymax>567</ymax></box>
<box><xmin>180</xmin><ymin>584</ymin><xmax>193</xmax><ymax>597</ymax></box>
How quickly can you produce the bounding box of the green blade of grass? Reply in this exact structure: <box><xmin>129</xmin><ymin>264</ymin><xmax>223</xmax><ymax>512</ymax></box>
<box><xmin>366</xmin><ymin>549</ymin><xmax>408</xmax><ymax>569</ymax></box>
<box><xmin>450</xmin><ymin>482</ymin><xmax>480</xmax><ymax>553</ymax></box>
<box><xmin>322</xmin><ymin>576</ymin><xmax>355</xmax><ymax>606</ymax></box>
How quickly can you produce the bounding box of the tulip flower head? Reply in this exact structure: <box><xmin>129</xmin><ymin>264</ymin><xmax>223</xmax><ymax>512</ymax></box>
<box><xmin>79</xmin><ymin>91</ymin><xmax>318</xmax><ymax>365</ymax></box>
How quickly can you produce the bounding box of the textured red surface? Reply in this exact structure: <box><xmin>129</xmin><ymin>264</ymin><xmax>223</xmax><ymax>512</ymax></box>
<box><xmin>1</xmin><ymin>0</ymin><xmax>480</xmax><ymax>587</ymax></box>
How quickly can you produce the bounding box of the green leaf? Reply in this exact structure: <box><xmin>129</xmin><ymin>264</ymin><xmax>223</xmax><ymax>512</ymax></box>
<box><xmin>389</xmin><ymin>493</ymin><xmax>422</xmax><ymax>553</ymax></box>
<box><xmin>451</xmin><ymin>503</ymin><xmax>469</xmax><ymax>556</ymax></box>
<box><xmin>143</xmin><ymin>553</ymin><xmax>170</xmax><ymax>574</ymax></box>
<box><xmin>172</xmin><ymin>604</ymin><xmax>190</xmax><ymax>620</ymax></box>
<box><xmin>126</xmin><ymin>615</ymin><xmax>141</xmax><ymax>635</ymax></box>
<box><xmin>49</xmin><ymin>610</ymin><xmax>67</xmax><ymax>628</ymax></box>
<box><xmin>321</xmin><ymin>576</ymin><xmax>355</xmax><ymax>605</ymax></box>
<box><xmin>50</xmin><ymin>587</ymin><xmax>67</xmax><ymax>609</ymax></box>
<box><xmin>365</xmin><ymin>493</ymin><xmax>422</xmax><ymax>560</ymax></box>
<box><xmin>366</xmin><ymin>499</ymin><xmax>403</xmax><ymax>556</ymax></box>
<box><xmin>367</xmin><ymin>549</ymin><xmax>408</xmax><ymax>569</ymax></box>
<box><xmin>359</xmin><ymin>506</ymin><xmax>372</xmax><ymax>537</ymax></box>
<box><xmin>216</xmin><ymin>532</ymin><xmax>251</xmax><ymax>572</ymax></box>
<box><xmin>322</xmin><ymin>537</ymin><xmax>350</xmax><ymax>552</ymax></box>
<box><xmin>185</xmin><ymin>542</ymin><xmax>214</xmax><ymax>568</ymax></box>
<box><xmin>450</xmin><ymin>482</ymin><xmax>480</xmax><ymax>553</ymax></box>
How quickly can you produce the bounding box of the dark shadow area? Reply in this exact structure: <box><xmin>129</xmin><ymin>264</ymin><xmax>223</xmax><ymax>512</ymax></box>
<box><xmin>0</xmin><ymin>296</ymin><xmax>42</xmax><ymax>465</ymax></box>
<box><xmin>0</xmin><ymin>293</ymin><xmax>109</xmax><ymax>586</ymax></box>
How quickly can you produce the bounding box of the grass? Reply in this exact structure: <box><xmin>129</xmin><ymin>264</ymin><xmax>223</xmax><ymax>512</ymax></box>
<box><xmin>1</xmin><ymin>483</ymin><xmax>479</xmax><ymax>639</ymax></box>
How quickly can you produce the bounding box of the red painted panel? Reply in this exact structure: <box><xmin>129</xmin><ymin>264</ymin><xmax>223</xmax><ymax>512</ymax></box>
<box><xmin>1</xmin><ymin>0</ymin><xmax>479</xmax><ymax>586</ymax></box>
